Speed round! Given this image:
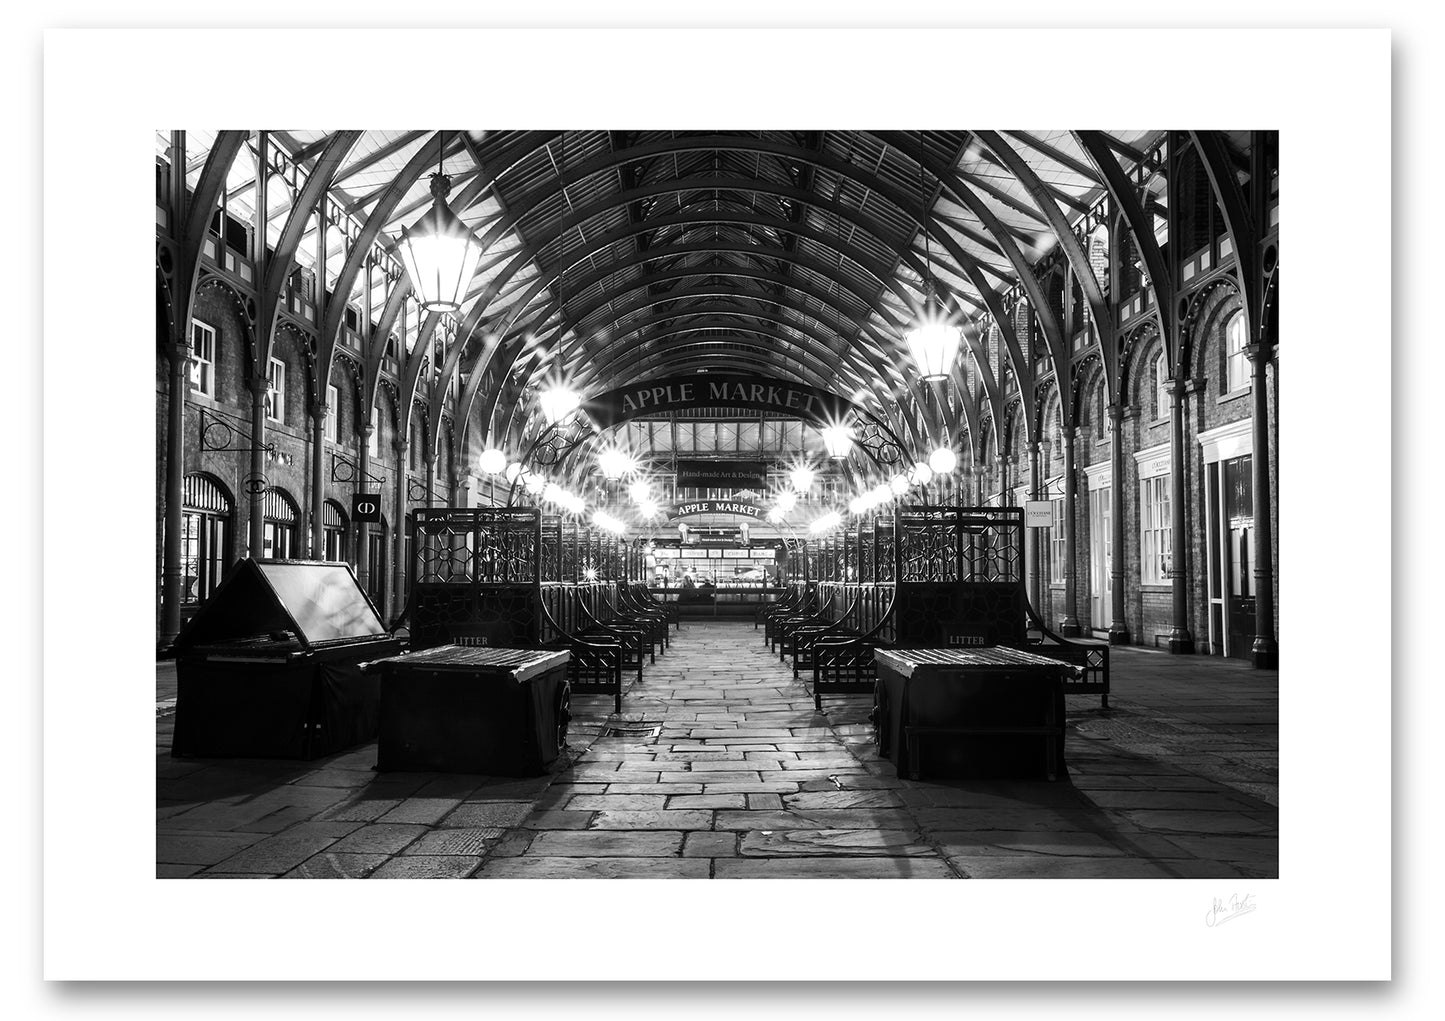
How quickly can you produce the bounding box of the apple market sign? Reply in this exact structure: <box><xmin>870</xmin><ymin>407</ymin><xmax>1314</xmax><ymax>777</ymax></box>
<box><xmin>584</xmin><ymin>373</ymin><xmax>855</xmax><ymax>427</ymax></box>
<box><xmin>666</xmin><ymin>499</ymin><xmax>764</xmax><ymax>522</ymax></box>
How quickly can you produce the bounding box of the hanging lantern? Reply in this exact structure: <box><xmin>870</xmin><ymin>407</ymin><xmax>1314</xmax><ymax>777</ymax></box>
<box><xmin>904</xmin><ymin>319</ymin><xmax>963</xmax><ymax>381</ymax></box>
<box><xmin>789</xmin><ymin>465</ymin><xmax>816</xmax><ymax>492</ymax></box>
<box><xmin>628</xmin><ymin>479</ymin><xmax>651</xmax><ymax>503</ymax></box>
<box><xmin>397</xmin><ymin>149</ymin><xmax>485</xmax><ymax>314</ymax></box>
<box><xmin>820</xmin><ymin>424</ymin><xmax>855</xmax><ymax>460</ymax></box>
<box><xmin>909</xmin><ymin>462</ymin><xmax>934</xmax><ymax>486</ymax></box>
<box><xmin>597</xmin><ymin>448</ymin><xmax>636</xmax><ymax>481</ymax></box>
<box><xmin>538</xmin><ymin>385</ymin><xmax>582</xmax><ymax>425</ymax></box>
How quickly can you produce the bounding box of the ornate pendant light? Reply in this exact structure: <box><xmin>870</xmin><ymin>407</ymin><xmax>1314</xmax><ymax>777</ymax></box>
<box><xmin>820</xmin><ymin>424</ymin><xmax>855</xmax><ymax>459</ymax></box>
<box><xmin>397</xmin><ymin>131</ymin><xmax>485</xmax><ymax>314</ymax></box>
<box><xmin>904</xmin><ymin>131</ymin><xmax>962</xmax><ymax>382</ymax></box>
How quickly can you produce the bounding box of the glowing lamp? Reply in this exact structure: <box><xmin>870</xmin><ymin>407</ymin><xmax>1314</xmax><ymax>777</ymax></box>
<box><xmin>478</xmin><ymin>448</ymin><xmax>507</xmax><ymax>475</ymax></box>
<box><xmin>820</xmin><ymin>425</ymin><xmax>855</xmax><ymax>460</ymax></box>
<box><xmin>904</xmin><ymin>320</ymin><xmax>963</xmax><ymax>382</ymax></box>
<box><xmin>929</xmin><ymin>446</ymin><xmax>958</xmax><ymax>475</ymax></box>
<box><xmin>397</xmin><ymin>170</ymin><xmax>485</xmax><ymax>314</ymax></box>
<box><xmin>538</xmin><ymin>385</ymin><xmax>581</xmax><ymax>425</ymax></box>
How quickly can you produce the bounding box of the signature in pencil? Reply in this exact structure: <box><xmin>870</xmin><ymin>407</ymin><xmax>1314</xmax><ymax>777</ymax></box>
<box><xmin>1205</xmin><ymin>893</ymin><xmax>1257</xmax><ymax>927</ymax></box>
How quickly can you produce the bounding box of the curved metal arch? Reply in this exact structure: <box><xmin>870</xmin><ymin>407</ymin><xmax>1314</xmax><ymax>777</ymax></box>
<box><xmin>871</xmin><ymin>131</ymin><xmax>1070</xmax><ymax>426</ymax></box>
<box><xmin>447</xmin><ymin>171</ymin><xmax>994</xmax><ymax>449</ymax></box>
<box><xmin>568</xmin><ymin>299</ymin><xmax>882</xmax><ymax>381</ymax></box>
<box><xmin>1121</xmin><ymin>320</ymin><xmax>1165</xmax><ymax>410</ymax></box>
<box><xmin>595</xmin><ymin>334</ymin><xmax>851</xmax><ymax>394</ymax></box>
<box><xmin>494</xmin><ymin>351</ymin><xmax>834</xmax><ymax>467</ymax></box>
<box><xmin>448</xmin><ymin>170</ymin><xmax>980</xmax><ymax>360</ymax></box>
<box><xmin>1178</xmin><ymin>276</ymin><xmax>1241</xmax><ymax>384</ymax></box>
<box><xmin>257</xmin><ymin>130</ymin><xmax>363</xmax><ymax>385</ymax></box>
<box><xmin>483</xmin><ymin>280</ymin><xmax>927</xmax><ymax>453</ymax></box>
<box><xmin>479</xmin><ymin>284</ymin><xmax>910</xmax><ymax>427</ymax></box>
<box><xmin>1182</xmin><ymin>279</ymin><xmax>1245</xmax><ymax>384</ymax></box>
<box><xmin>977</xmin><ymin>131</ymin><xmax>1117</xmax><ymax>401</ymax></box>
<box><xmin>552</xmin><ymin>241</ymin><xmax>920</xmax><ymax>335</ymax></box>
<box><xmin>516</xmin><ymin>265</ymin><xmax>910</xmax><ymax>382</ymax></box>
<box><xmin>314</xmin><ymin>133</ymin><xmax>446</xmax><ymax>406</ymax></box>
<box><xmin>561</xmin><ymin>306</ymin><xmax>924</xmax><ymax>438</ymax></box>
<box><xmin>579</xmin><ymin>323</ymin><xmax>867</xmax><ymax>390</ymax></box>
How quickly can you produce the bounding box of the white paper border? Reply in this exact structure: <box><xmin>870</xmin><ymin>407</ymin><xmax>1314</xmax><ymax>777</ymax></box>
<box><xmin>42</xmin><ymin>25</ymin><xmax>1392</xmax><ymax>983</ymax></box>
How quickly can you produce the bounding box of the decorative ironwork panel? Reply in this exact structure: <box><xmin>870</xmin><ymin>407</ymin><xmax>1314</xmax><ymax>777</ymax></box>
<box><xmin>541</xmin><ymin>516</ymin><xmax>562</xmax><ymax>583</ymax></box>
<box><xmin>412</xmin><ymin>508</ymin><xmax>540</xmax><ymax>585</ymax></box>
<box><xmin>895</xmin><ymin>506</ymin><xmax>1023</xmax><ymax>584</ymax></box>
<box><xmin>875</xmin><ymin>520</ymin><xmax>896</xmax><ymax>583</ymax></box>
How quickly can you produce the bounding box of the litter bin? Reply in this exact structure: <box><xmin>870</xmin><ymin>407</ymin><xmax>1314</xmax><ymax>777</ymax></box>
<box><xmin>170</xmin><ymin>559</ymin><xmax>402</xmax><ymax>760</ymax></box>
<box><xmin>873</xmin><ymin>647</ymin><xmax>1072</xmax><ymax>781</ymax></box>
<box><xmin>370</xmin><ymin>646</ymin><xmax>571</xmax><ymax>776</ymax></box>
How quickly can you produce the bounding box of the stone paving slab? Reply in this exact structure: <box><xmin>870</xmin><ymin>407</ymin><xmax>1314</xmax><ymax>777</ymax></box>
<box><xmin>476</xmin><ymin>857</ymin><xmax>709</xmax><ymax>879</ymax></box>
<box><xmin>158</xmin><ymin>621</ymin><xmax>1277</xmax><ymax>880</ymax></box>
<box><xmin>588</xmin><ymin>810</ymin><xmax>715</xmax><ymax>830</ymax></box>
<box><xmin>369</xmin><ymin>855</ymin><xmax>484</xmax><ymax>879</ymax></box>
<box><xmin>714</xmin><ymin>857</ymin><xmax>957</xmax><ymax>879</ymax></box>
<box><xmin>283</xmin><ymin>852</ymin><xmax>391</xmax><ymax>879</ymax></box>
<box><xmin>526</xmin><ymin>830</ymin><xmax>685</xmax><ymax>857</ymax></box>
<box><xmin>738</xmin><ymin>829</ymin><xmax>934</xmax><ymax>857</ymax></box>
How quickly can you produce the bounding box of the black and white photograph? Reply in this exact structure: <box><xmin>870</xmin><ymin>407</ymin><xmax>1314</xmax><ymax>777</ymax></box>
<box><xmin>152</xmin><ymin>126</ymin><xmax>1282</xmax><ymax>883</ymax></box>
<box><xmin>31</xmin><ymin>17</ymin><xmax>1418</xmax><ymax>994</ymax></box>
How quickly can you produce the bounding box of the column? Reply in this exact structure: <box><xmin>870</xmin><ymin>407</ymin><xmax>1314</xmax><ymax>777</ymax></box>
<box><xmin>1247</xmin><ymin>345</ymin><xmax>1278</xmax><ymax>668</ymax></box>
<box><xmin>309</xmin><ymin>398</ymin><xmax>326</xmax><ymax>559</ymax></box>
<box><xmin>1058</xmin><ymin>423</ymin><xmax>1081</xmax><ymax>636</ymax></box>
<box><xmin>159</xmin><ymin>348</ymin><xmax>188</xmax><ymax>648</ymax></box>
<box><xmin>392</xmin><ymin>436</ymin><xmax>408</xmax><ymax>622</ymax></box>
<box><xmin>1027</xmin><ymin>440</ymin><xmax>1042</xmax><ymax>613</ymax></box>
<box><xmin>1166</xmin><ymin>378</ymin><xmax>1195</xmax><ymax>653</ymax></box>
<box><xmin>356</xmin><ymin>422</ymin><xmax>373</xmax><ymax>592</ymax></box>
<box><xmin>451</xmin><ymin>469</ymin><xmax>468</xmax><ymax>509</ymax></box>
<box><xmin>1108</xmin><ymin>404</ymin><xmax>1130</xmax><ymax>644</ymax></box>
<box><xmin>248</xmin><ymin>379</ymin><xmax>269</xmax><ymax>557</ymax></box>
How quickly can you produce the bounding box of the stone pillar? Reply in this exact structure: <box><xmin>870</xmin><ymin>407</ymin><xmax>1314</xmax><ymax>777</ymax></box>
<box><xmin>356</xmin><ymin>423</ymin><xmax>373</xmax><ymax>592</ymax></box>
<box><xmin>392</xmin><ymin>436</ymin><xmax>409</xmax><ymax>622</ymax></box>
<box><xmin>451</xmin><ymin>469</ymin><xmax>468</xmax><ymax>509</ymax></box>
<box><xmin>1166</xmin><ymin>378</ymin><xmax>1195</xmax><ymax>653</ymax></box>
<box><xmin>1247</xmin><ymin>345</ymin><xmax>1278</xmax><ymax>668</ymax></box>
<box><xmin>1058</xmin><ymin>424</ymin><xmax>1081</xmax><ymax>636</ymax></box>
<box><xmin>1108</xmin><ymin>403</ymin><xmax>1130</xmax><ymax>645</ymax></box>
<box><xmin>248</xmin><ymin>379</ymin><xmax>269</xmax><ymax>558</ymax></box>
<box><xmin>309</xmin><ymin>399</ymin><xmax>326</xmax><ymax>559</ymax></box>
<box><xmin>1027</xmin><ymin>440</ymin><xmax>1042</xmax><ymax>613</ymax></box>
<box><xmin>159</xmin><ymin>348</ymin><xmax>188</xmax><ymax>649</ymax></box>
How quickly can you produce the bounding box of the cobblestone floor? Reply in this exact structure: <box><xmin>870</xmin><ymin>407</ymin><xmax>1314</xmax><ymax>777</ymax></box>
<box><xmin>157</xmin><ymin>623</ymin><xmax>1278</xmax><ymax>879</ymax></box>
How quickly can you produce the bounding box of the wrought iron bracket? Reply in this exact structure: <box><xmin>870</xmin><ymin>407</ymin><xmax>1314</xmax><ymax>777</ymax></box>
<box><xmin>199</xmin><ymin>409</ymin><xmax>279</xmax><ymax>459</ymax></box>
<box><xmin>330</xmin><ymin>452</ymin><xmax>385</xmax><ymax>487</ymax></box>
<box><xmin>407</xmin><ymin>479</ymin><xmax>430</xmax><ymax>502</ymax></box>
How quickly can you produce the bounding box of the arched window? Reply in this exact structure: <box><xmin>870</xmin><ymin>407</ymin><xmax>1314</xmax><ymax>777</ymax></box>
<box><xmin>1225</xmin><ymin>309</ymin><xmax>1249</xmax><ymax>394</ymax></box>
<box><xmin>1155</xmin><ymin>348</ymin><xmax>1170</xmax><ymax>421</ymax></box>
<box><xmin>323</xmin><ymin>499</ymin><xmax>349</xmax><ymax>562</ymax></box>
<box><xmin>181</xmin><ymin>473</ymin><xmax>233</xmax><ymax>606</ymax></box>
<box><xmin>262</xmin><ymin>487</ymin><xmax>300</xmax><ymax>559</ymax></box>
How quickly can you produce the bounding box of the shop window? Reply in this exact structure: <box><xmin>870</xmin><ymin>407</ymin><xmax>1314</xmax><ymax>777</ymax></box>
<box><xmin>262</xmin><ymin>487</ymin><xmax>299</xmax><ymax>559</ymax></box>
<box><xmin>180</xmin><ymin>473</ymin><xmax>232</xmax><ymax>605</ymax></box>
<box><xmin>266</xmin><ymin>357</ymin><xmax>286</xmax><ymax>424</ymax></box>
<box><xmin>1049</xmin><ymin>497</ymin><xmax>1067</xmax><ymax>582</ymax></box>
<box><xmin>325</xmin><ymin>383</ymin><xmax>339</xmax><ymax>443</ymax></box>
<box><xmin>189</xmin><ymin>321</ymin><xmax>216</xmax><ymax>397</ymax></box>
<box><xmin>1225</xmin><ymin>310</ymin><xmax>1249</xmax><ymax>393</ymax></box>
<box><xmin>323</xmin><ymin>499</ymin><xmax>349</xmax><ymax>562</ymax></box>
<box><xmin>1140</xmin><ymin>474</ymin><xmax>1173</xmax><ymax>584</ymax></box>
<box><xmin>1155</xmin><ymin>349</ymin><xmax>1170</xmax><ymax>420</ymax></box>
